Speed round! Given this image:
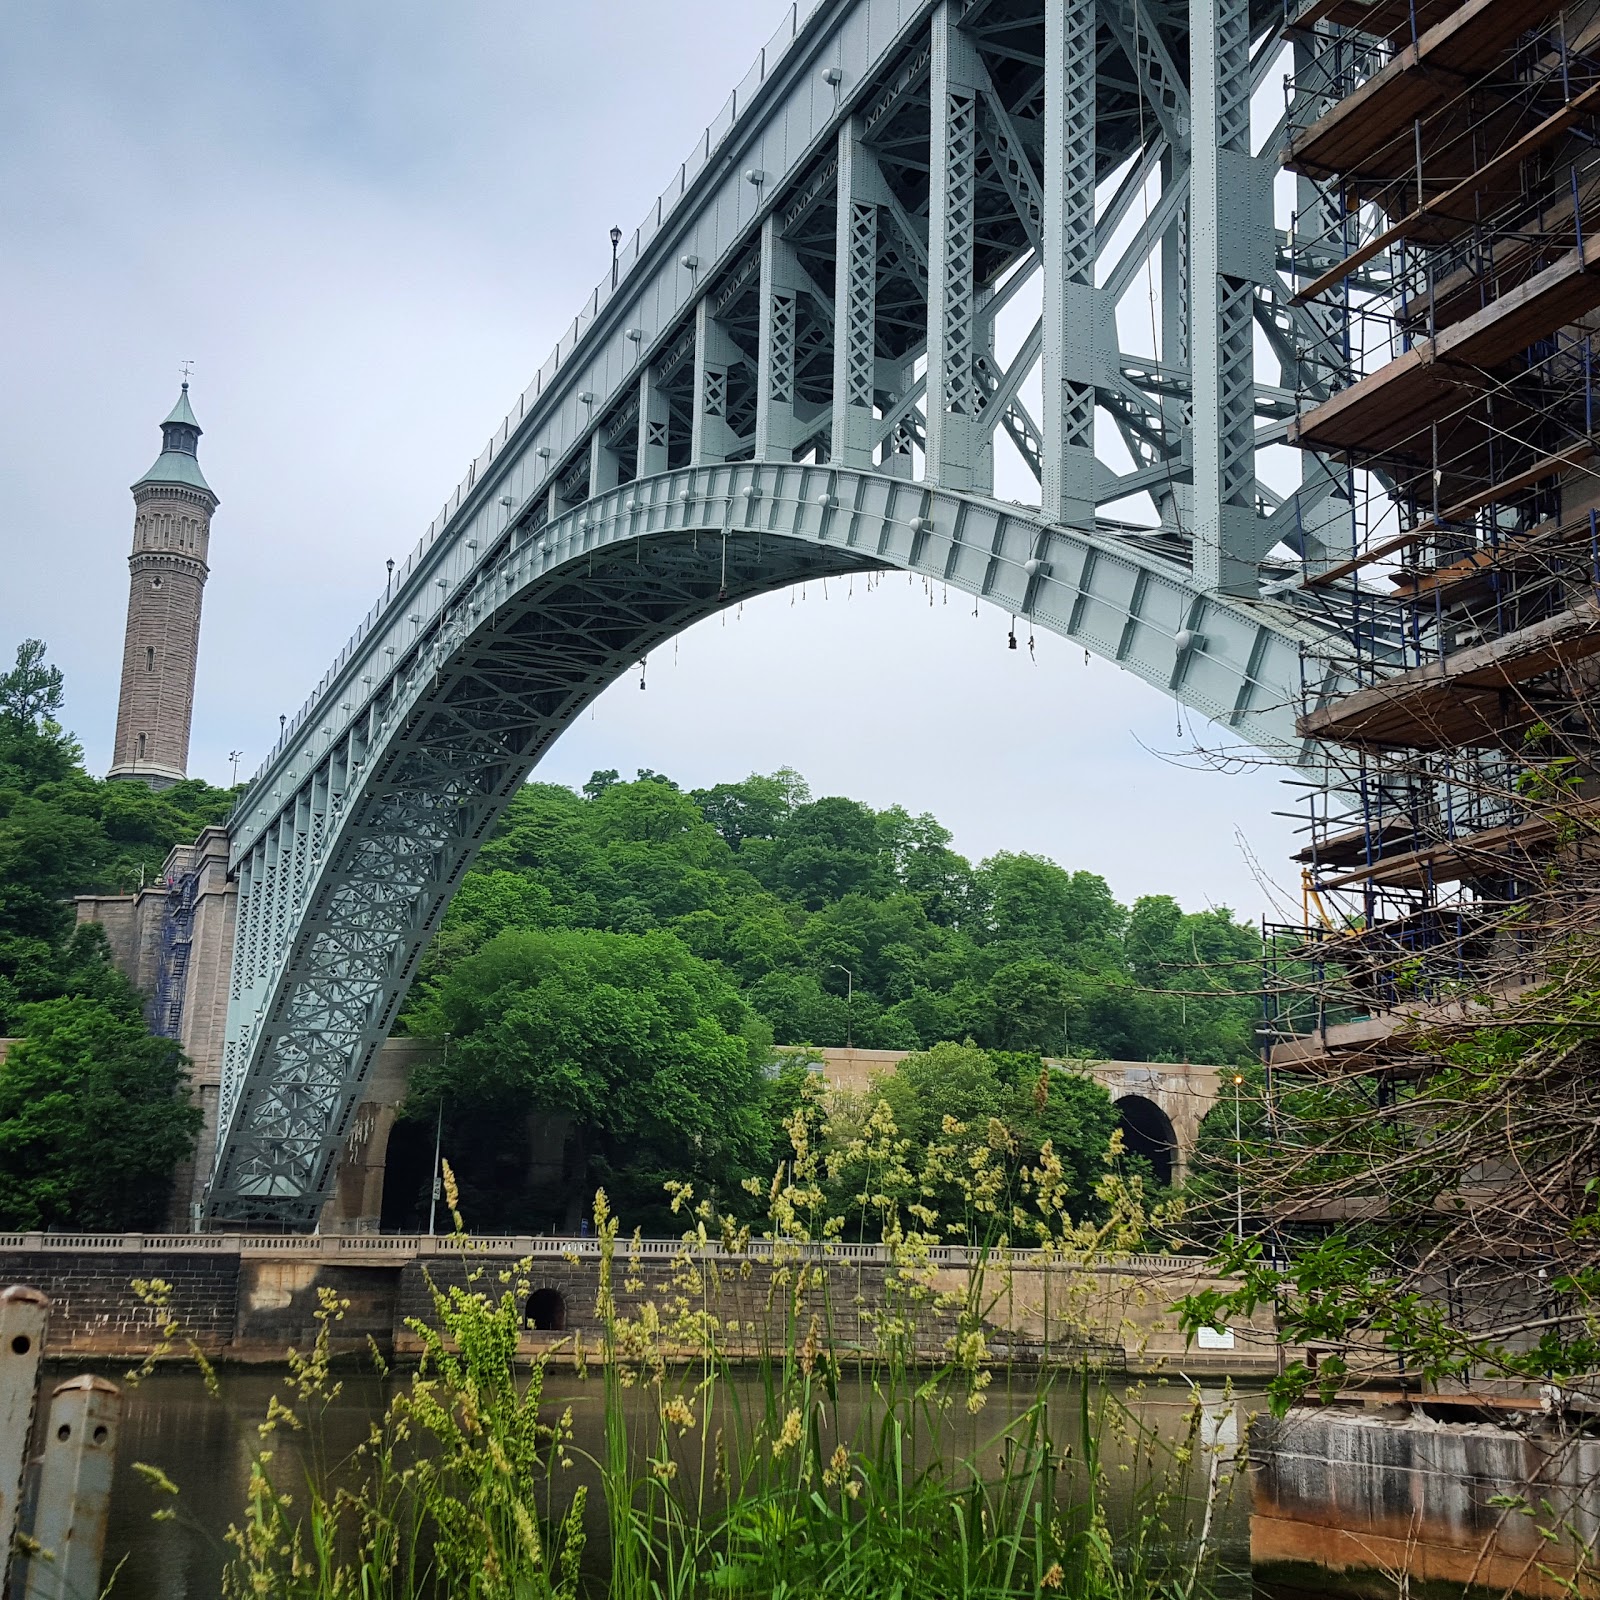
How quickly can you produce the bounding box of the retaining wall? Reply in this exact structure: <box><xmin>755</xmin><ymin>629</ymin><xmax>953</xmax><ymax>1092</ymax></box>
<box><xmin>0</xmin><ymin>1234</ymin><xmax>1275</xmax><ymax>1373</ymax></box>
<box><xmin>1253</xmin><ymin>1406</ymin><xmax>1600</xmax><ymax>1599</ymax></box>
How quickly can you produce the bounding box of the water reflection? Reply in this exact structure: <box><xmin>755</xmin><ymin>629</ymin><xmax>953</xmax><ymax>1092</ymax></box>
<box><xmin>94</xmin><ymin>1367</ymin><xmax>1257</xmax><ymax>1598</ymax></box>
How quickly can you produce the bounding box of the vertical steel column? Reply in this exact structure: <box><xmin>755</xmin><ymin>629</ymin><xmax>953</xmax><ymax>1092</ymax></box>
<box><xmin>1041</xmin><ymin>0</ymin><xmax>1099</xmax><ymax>527</ymax></box>
<box><xmin>1287</xmin><ymin>32</ymin><xmax>1354</xmax><ymax>577</ymax></box>
<box><xmin>1158</xmin><ymin>151</ymin><xmax>1195</xmax><ymax>533</ymax></box>
<box><xmin>588</xmin><ymin>426</ymin><xmax>621</xmax><ymax>497</ymax></box>
<box><xmin>637</xmin><ymin>363</ymin><xmax>671</xmax><ymax>479</ymax></box>
<box><xmin>1190</xmin><ymin>0</ymin><xmax>1264</xmax><ymax>595</ymax></box>
<box><xmin>925</xmin><ymin>1</ymin><xmax>982</xmax><ymax>490</ymax></box>
<box><xmin>755</xmin><ymin>214</ymin><xmax>801</xmax><ymax>461</ymax></box>
<box><xmin>831</xmin><ymin>119</ymin><xmax>887</xmax><ymax>470</ymax></box>
<box><xmin>882</xmin><ymin>372</ymin><xmax>918</xmax><ymax>478</ymax></box>
<box><xmin>691</xmin><ymin>297</ymin><xmax>743</xmax><ymax>465</ymax></box>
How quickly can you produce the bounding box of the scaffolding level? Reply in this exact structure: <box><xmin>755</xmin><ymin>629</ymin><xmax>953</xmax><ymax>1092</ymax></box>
<box><xmin>1268</xmin><ymin>0</ymin><xmax>1600</xmax><ymax>1077</ymax></box>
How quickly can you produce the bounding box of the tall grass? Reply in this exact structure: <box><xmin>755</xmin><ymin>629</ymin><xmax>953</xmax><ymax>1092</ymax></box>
<box><xmin>219</xmin><ymin>1108</ymin><xmax>1237</xmax><ymax>1599</ymax></box>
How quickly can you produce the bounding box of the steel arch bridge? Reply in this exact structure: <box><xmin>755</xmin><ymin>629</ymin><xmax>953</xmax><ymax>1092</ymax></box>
<box><xmin>210</xmin><ymin>0</ymin><xmax>1353</xmax><ymax>1224</ymax></box>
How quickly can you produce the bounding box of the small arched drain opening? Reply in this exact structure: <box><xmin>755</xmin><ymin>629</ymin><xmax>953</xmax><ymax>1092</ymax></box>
<box><xmin>526</xmin><ymin>1287</ymin><xmax>568</xmax><ymax>1332</ymax></box>
<box><xmin>1115</xmin><ymin>1094</ymin><xmax>1177</xmax><ymax>1190</ymax></box>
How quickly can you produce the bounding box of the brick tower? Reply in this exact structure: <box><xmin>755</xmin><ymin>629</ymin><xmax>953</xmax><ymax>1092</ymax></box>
<box><xmin>108</xmin><ymin>383</ymin><xmax>219</xmax><ymax>788</ymax></box>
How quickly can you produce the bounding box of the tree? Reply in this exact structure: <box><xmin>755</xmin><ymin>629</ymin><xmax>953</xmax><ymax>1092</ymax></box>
<box><xmin>0</xmin><ymin>639</ymin><xmax>78</xmax><ymax>789</ymax></box>
<box><xmin>0</xmin><ymin>639</ymin><xmax>64</xmax><ymax>725</ymax></box>
<box><xmin>762</xmin><ymin>795</ymin><xmax>887</xmax><ymax>907</ymax></box>
<box><xmin>0</xmin><ymin>994</ymin><xmax>201</xmax><ymax>1229</ymax></box>
<box><xmin>830</xmin><ymin>1043</ymin><xmax>1120</xmax><ymax>1242</ymax></box>
<box><xmin>986</xmin><ymin>958</ymin><xmax>1072</xmax><ymax>1051</ymax></box>
<box><xmin>880</xmin><ymin>805</ymin><xmax>975</xmax><ymax>927</ymax></box>
<box><xmin>0</xmin><ymin>642</ymin><xmax>229</xmax><ymax>1030</ymax></box>
<box><xmin>392</xmin><ymin>755</ymin><xmax>1262</xmax><ymax>1224</ymax></box>
<box><xmin>976</xmin><ymin>853</ymin><xmax>1125</xmax><ymax>964</ymax></box>
<box><xmin>406</xmin><ymin>927</ymin><xmax>773</xmax><ymax>1232</ymax></box>
<box><xmin>692</xmin><ymin>771</ymin><xmax>803</xmax><ymax>852</ymax></box>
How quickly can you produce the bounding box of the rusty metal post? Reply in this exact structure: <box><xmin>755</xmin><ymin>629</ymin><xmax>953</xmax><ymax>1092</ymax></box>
<box><xmin>20</xmin><ymin>1376</ymin><xmax>121</xmax><ymax>1600</ymax></box>
<box><xmin>0</xmin><ymin>1286</ymin><xmax>49</xmax><ymax>1584</ymax></box>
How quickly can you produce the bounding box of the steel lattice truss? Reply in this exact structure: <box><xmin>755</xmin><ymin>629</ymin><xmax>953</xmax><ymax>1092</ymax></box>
<box><xmin>212</xmin><ymin>0</ymin><xmax>1358</xmax><ymax>1225</ymax></box>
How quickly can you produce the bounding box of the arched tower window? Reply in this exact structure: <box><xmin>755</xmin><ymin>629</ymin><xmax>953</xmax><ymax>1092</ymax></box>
<box><xmin>146</xmin><ymin>647</ymin><xmax>154</xmax><ymax>672</ymax></box>
<box><xmin>137</xmin><ymin>733</ymin><xmax>146</xmax><ymax>759</ymax></box>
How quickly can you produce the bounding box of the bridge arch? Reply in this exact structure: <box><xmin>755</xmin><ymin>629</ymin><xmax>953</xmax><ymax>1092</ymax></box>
<box><xmin>212</xmin><ymin>463</ymin><xmax>1318</xmax><ymax>1224</ymax></box>
<box><xmin>1113</xmin><ymin>1093</ymin><xmax>1180</xmax><ymax>1190</ymax></box>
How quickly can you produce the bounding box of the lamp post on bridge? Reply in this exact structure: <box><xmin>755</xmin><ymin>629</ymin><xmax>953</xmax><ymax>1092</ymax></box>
<box><xmin>827</xmin><ymin>964</ymin><xmax>854</xmax><ymax>1049</ymax></box>
<box><xmin>428</xmin><ymin>1033</ymin><xmax>451</xmax><ymax>1235</ymax></box>
<box><xmin>609</xmin><ymin>225</ymin><xmax>622</xmax><ymax>288</ymax></box>
<box><xmin>1232</xmin><ymin>1071</ymin><xmax>1245</xmax><ymax>1244</ymax></box>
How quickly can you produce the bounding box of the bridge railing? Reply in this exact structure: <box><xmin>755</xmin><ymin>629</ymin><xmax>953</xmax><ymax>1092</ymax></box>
<box><xmin>0</xmin><ymin>1233</ymin><xmax>1220</xmax><ymax>1277</ymax></box>
<box><xmin>240</xmin><ymin>0</ymin><xmax>831</xmax><ymax>798</ymax></box>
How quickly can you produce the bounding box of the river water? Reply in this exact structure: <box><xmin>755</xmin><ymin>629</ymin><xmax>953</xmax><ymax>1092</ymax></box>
<box><xmin>81</xmin><ymin>1367</ymin><xmax>1256</xmax><ymax>1598</ymax></box>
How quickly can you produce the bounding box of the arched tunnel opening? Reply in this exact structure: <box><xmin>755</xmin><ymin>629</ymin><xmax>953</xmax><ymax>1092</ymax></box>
<box><xmin>1115</xmin><ymin>1094</ymin><xmax>1177</xmax><ymax>1190</ymax></box>
<box><xmin>525</xmin><ymin>1288</ymin><xmax>568</xmax><ymax>1332</ymax></box>
<box><xmin>379</xmin><ymin>1118</ymin><xmax>436</xmax><ymax>1233</ymax></box>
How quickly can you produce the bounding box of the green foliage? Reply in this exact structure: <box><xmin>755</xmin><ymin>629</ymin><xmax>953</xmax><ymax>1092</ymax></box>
<box><xmin>413</xmin><ymin>770</ymin><xmax>1260</xmax><ymax>1067</ymax></box>
<box><xmin>1175</xmin><ymin>983</ymin><xmax>1600</xmax><ymax>1406</ymax></box>
<box><xmin>0</xmin><ymin>638</ymin><xmax>229</xmax><ymax>1225</ymax></box>
<box><xmin>0</xmin><ymin>639</ymin><xmax>236</xmax><ymax>1031</ymax></box>
<box><xmin>399</xmin><ymin>764</ymin><xmax>1259</xmax><ymax>1235</ymax></box>
<box><xmin>0</xmin><ymin>638</ymin><xmax>78</xmax><ymax>789</ymax></box>
<box><xmin>220</xmin><ymin>1145</ymin><xmax>1231</xmax><ymax>1600</ymax></box>
<box><xmin>825</xmin><ymin>1043</ymin><xmax>1123</xmax><ymax>1242</ymax></box>
<box><xmin>407</xmin><ymin>927</ymin><xmax>772</xmax><ymax>1233</ymax></box>
<box><xmin>0</xmin><ymin>993</ymin><xmax>200</xmax><ymax>1228</ymax></box>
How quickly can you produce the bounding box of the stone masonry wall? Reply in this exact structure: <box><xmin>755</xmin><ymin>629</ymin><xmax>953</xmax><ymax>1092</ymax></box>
<box><xmin>0</xmin><ymin>1250</ymin><xmax>240</xmax><ymax>1357</ymax></box>
<box><xmin>0</xmin><ymin>1241</ymin><xmax>1273</xmax><ymax>1374</ymax></box>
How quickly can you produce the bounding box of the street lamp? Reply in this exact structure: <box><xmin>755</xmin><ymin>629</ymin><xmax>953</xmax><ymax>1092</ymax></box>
<box><xmin>428</xmin><ymin>1033</ymin><xmax>451</xmax><ymax>1235</ymax></box>
<box><xmin>228</xmin><ymin>749</ymin><xmax>243</xmax><ymax>784</ymax></box>
<box><xmin>827</xmin><ymin>963</ymin><xmax>854</xmax><ymax>1049</ymax></box>
<box><xmin>609</xmin><ymin>225</ymin><xmax>623</xmax><ymax>287</ymax></box>
<box><xmin>1232</xmin><ymin>1071</ymin><xmax>1246</xmax><ymax>1243</ymax></box>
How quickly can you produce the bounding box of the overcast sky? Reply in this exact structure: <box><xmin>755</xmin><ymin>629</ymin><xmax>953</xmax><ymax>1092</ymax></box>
<box><xmin>0</xmin><ymin>1</ymin><xmax>1305</xmax><ymax>920</ymax></box>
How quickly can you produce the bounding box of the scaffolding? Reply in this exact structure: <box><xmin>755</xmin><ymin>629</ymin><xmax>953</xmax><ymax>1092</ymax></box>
<box><xmin>1264</xmin><ymin>0</ymin><xmax>1600</xmax><ymax>1073</ymax></box>
<box><xmin>152</xmin><ymin>870</ymin><xmax>198</xmax><ymax>1042</ymax></box>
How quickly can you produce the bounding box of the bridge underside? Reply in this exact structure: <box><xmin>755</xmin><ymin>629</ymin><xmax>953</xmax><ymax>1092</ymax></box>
<box><xmin>211</xmin><ymin>465</ymin><xmax>1314</xmax><ymax>1223</ymax></box>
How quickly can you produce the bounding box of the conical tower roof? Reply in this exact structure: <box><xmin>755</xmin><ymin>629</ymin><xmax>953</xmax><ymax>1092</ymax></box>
<box><xmin>162</xmin><ymin>384</ymin><xmax>201</xmax><ymax>430</ymax></box>
<box><xmin>132</xmin><ymin>381</ymin><xmax>215</xmax><ymax>498</ymax></box>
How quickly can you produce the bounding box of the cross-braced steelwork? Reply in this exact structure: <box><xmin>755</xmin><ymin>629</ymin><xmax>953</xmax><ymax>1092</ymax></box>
<box><xmin>211</xmin><ymin>0</ymin><xmax>1349</xmax><ymax>1225</ymax></box>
